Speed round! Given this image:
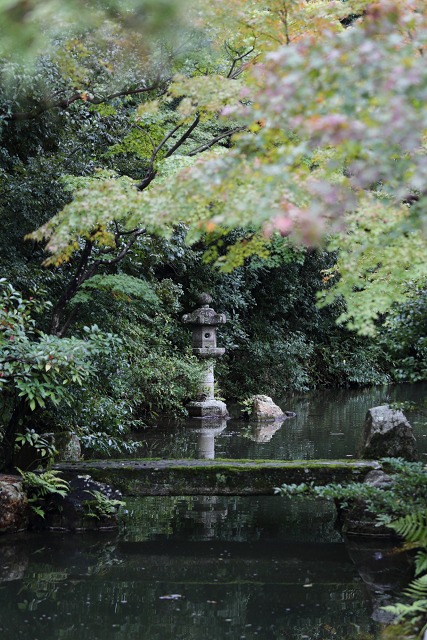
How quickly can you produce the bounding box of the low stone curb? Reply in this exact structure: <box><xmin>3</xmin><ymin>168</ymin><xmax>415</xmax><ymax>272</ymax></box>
<box><xmin>54</xmin><ymin>459</ymin><xmax>381</xmax><ymax>496</ymax></box>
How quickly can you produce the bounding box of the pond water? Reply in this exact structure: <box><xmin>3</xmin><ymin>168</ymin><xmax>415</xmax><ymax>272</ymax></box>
<box><xmin>0</xmin><ymin>495</ymin><xmax>410</xmax><ymax>640</ymax></box>
<box><xmin>130</xmin><ymin>382</ymin><xmax>427</xmax><ymax>461</ymax></box>
<box><xmin>1</xmin><ymin>383</ymin><xmax>422</xmax><ymax>638</ymax></box>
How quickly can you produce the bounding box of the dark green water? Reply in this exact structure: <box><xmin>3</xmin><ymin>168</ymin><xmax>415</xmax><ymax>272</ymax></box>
<box><xmin>131</xmin><ymin>382</ymin><xmax>427</xmax><ymax>461</ymax></box>
<box><xmin>0</xmin><ymin>496</ymin><xmax>411</xmax><ymax>640</ymax></box>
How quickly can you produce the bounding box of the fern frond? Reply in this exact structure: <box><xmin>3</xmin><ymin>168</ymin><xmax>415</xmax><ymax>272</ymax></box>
<box><xmin>30</xmin><ymin>505</ymin><xmax>45</xmax><ymax>518</ymax></box>
<box><xmin>415</xmin><ymin>551</ymin><xmax>427</xmax><ymax>577</ymax></box>
<box><xmin>387</xmin><ymin>510</ymin><xmax>427</xmax><ymax>543</ymax></box>
<box><xmin>404</xmin><ymin>575</ymin><xmax>427</xmax><ymax>599</ymax></box>
<box><xmin>383</xmin><ymin>600</ymin><xmax>427</xmax><ymax>619</ymax></box>
<box><xmin>18</xmin><ymin>468</ymin><xmax>70</xmax><ymax>498</ymax></box>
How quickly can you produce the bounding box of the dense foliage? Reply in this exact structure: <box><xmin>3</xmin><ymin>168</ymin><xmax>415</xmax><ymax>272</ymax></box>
<box><xmin>1</xmin><ymin>0</ymin><xmax>427</xmax><ymax>465</ymax></box>
<box><xmin>277</xmin><ymin>458</ymin><xmax>427</xmax><ymax>522</ymax></box>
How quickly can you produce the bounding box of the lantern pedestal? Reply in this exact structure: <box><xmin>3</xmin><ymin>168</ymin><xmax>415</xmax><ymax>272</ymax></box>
<box><xmin>186</xmin><ymin>398</ymin><xmax>228</xmax><ymax>418</ymax></box>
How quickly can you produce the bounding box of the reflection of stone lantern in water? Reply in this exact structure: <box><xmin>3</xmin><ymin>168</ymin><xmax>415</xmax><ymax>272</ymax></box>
<box><xmin>184</xmin><ymin>496</ymin><xmax>229</xmax><ymax>539</ymax></box>
<box><xmin>182</xmin><ymin>293</ymin><xmax>228</xmax><ymax>418</ymax></box>
<box><xmin>187</xmin><ymin>417</ymin><xmax>227</xmax><ymax>459</ymax></box>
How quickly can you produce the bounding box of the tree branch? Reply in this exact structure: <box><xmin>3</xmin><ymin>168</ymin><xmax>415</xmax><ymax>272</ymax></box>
<box><xmin>224</xmin><ymin>43</ymin><xmax>255</xmax><ymax>79</ymax></box>
<box><xmin>50</xmin><ymin>240</ymin><xmax>94</xmax><ymax>336</ymax></box>
<box><xmin>54</xmin><ymin>228</ymin><xmax>146</xmax><ymax>337</ymax></box>
<box><xmin>164</xmin><ymin>114</ymin><xmax>200</xmax><ymax>158</ymax></box>
<box><xmin>4</xmin><ymin>83</ymin><xmax>160</xmax><ymax>122</ymax></box>
<box><xmin>96</xmin><ymin>229</ymin><xmax>146</xmax><ymax>266</ymax></box>
<box><xmin>187</xmin><ymin>127</ymin><xmax>246</xmax><ymax>156</ymax></box>
<box><xmin>135</xmin><ymin>122</ymin><xmax>184</xmax><ymax>190</ymax></box>
<box><xmin>57</xmin><ymin>303</ymin><xmax>82</xmax><ymax>339</ymax></box>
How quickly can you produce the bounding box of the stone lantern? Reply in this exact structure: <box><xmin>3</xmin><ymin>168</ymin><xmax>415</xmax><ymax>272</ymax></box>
<box><xmin>182</xmin><ymin>293</ymin><xmax>228</xmax><ymax>417</ymax></box>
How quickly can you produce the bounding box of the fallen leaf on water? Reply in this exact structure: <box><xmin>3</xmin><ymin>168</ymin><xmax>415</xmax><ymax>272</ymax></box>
<box><xmin>303</xmin><ymin>584</ymin><xmax>313</xmax><ymax>588</ymax></box>
<box><xmin>159</xmin><ymin>594</ymin><xmax>183</xmax><ymax>600</ymax></box>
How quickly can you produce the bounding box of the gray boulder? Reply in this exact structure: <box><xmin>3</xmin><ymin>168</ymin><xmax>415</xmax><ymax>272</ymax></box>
<box><xmin>248</xmin><ymin>395</ymin><xmax>285</xmax><ymax>422</ymax></box>
<box><xmin>52</xmin><ymin>432</ymin><xmax>81</xmax><ymax>461</ymax></box>
<box><xmin>356</xmin><ymin>406</ymin><xmax>418</xmax><ymax>462</ymax></box>
<box><xmin>363</xmin><ymin>469</ymin><xmax>393</xmax><ymax>489</ymax></box>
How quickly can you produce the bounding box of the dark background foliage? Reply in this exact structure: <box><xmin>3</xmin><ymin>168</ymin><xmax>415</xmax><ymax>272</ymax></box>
<box><xmin>0</xmin><ymin>30</ymin><xmax>421</xmax><ymax>459</ymax></box>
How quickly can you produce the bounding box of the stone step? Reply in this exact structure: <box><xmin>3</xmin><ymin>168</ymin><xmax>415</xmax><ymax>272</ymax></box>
<box><xmin>53</xmin><ymin>458</ymin><xmax>380</xmax><ymax>496</ymax></box>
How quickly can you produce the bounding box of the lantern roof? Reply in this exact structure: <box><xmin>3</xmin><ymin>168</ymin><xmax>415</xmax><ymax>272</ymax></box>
<box><xmin>182</xmin><ymin>293</ymin><xmax>226</xmax><ymax>326</ymax></box>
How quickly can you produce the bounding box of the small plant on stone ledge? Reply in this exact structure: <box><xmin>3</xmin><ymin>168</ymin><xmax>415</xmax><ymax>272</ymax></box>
<box><xmin>82</xmin><ymin>490</ymin><xmax>125</xmax><ymax>520</ymax></box>
<box><xmin>18</xmin><ymin>468</ymin><xmax>70</xmax><ymax>518</ymax></box>
<box><xmin>238</xmin><ymin>397</ymin><xmax>253</xmax><ymax>419</ymax></box>
<box><xmin>213</xmin><ymin>381</ymin><xmax>226</xmax><ymax>403</ymax></box>
<box><xmin>275</xmin><ymin>458</ymin><xmax>427</xmax><ymax>522</ymax></box>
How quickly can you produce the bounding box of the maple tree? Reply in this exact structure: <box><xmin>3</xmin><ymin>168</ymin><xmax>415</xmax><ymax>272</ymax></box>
<box><xmin>25</xmin><ymin>0</ymin><xmax>427</xmax><ymax>337</ymax></box>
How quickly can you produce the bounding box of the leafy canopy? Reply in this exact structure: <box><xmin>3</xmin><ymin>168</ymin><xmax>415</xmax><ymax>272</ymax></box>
<box><xmin>23</xmin><ymin>0</ymin><xmax>427</xmax><ymax>335</ymax></box>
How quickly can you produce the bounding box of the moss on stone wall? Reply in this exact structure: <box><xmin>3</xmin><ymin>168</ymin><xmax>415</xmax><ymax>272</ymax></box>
<box><xmin>54</xmin><ymin>459</ymin><xmax>379</xmax><ymax>496</ymax></box>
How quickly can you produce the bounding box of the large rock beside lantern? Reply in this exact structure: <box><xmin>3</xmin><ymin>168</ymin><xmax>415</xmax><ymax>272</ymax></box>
<box><xmin>248</xmin><ymin>395</ymin><xmax>285</xmax><ymax>422</ymax></box>
<box><xmin>356</xmin><ymin>406</ymin><xmax>418</xmax><ymax>462</ymax></box>
<box><xmin>0</xmin><ymin>475</ymin><xmax>28</xmax><ymax>534</ymax></box>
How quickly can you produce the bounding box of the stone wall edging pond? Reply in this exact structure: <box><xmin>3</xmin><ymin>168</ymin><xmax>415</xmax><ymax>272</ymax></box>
<box><xmin>53</xmin><ymin>458</ymin><xmax>381</xmax><ymax>496</ymax></box>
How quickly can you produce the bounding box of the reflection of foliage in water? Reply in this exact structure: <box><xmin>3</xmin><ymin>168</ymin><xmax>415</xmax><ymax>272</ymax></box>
<box><xmin>84</xmin><ymin>543</ymin><xmax>124</xmax><ymax>576</ymax></box>
<box><xmin>130</xmin><ymin>427</ymin><xmax>198</xmax><ymax>460</ymax></box>
<box><xmin>120</xmin><ymin>496</ymin><xmax>195</xmax><ymax>541</ymax></box>
<box><xmin>18</xmin><ymin>563</ymin><xmax>68</xmax><ymax>608</ymax></box>
<box><xmin>381</xmin><ymin>512</ymin><xmax>427</xmax><ymax>639</ymax></box>
<box><xmin>120</xmin><ymin>495</ymin><xmax>259</xmax><ymax>542</ymax></box>
<box><xmin>2</xmin><ymin>495</ymin><xmax>378</xmax><ymax>640</ymax></box>
<box><xmin>283</xmin><ymin>619</ymin><xmax>377</xmax><ymax>640</ymax></box>
<box><xmin>17</xmin><ymin>540</ymin><xmax>125</xmax><ymax>613</ymax></box>
<box><xmin>120</xmin><ymin>495</ymin><xmax>340</xmax><ymax>544</ymax></box>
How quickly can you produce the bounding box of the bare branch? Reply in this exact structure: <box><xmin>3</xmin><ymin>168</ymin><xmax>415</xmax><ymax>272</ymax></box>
<box><xmin>4</xmin><ymin>83</ymin><xmax>161</xmax><ymax>122</ymax></box>
<box><xmin>224</xmin><ymin>42</ymin><xmax>255</xmax><ymax>79</ymax></box>
<box><xmin>133</xmin><ymin>124</ymin><xmax>156</xmax><ymax>152</ymax></box>
<box><xmin>55</xmin><ymin>228</ymin><xmax>147</xmax><ymax>336</ymax></box>
<box><xmin>113</xmin><ymin>220</ymin><xmax>140</xmax><ymax>237</ymax></box>
<box><xmin>278</xmin><ymin>8</ymin><xmax>291</xmax><ymax>45</ymax></box>
<box><xmin>97</xmin><ymin>229</ymin><xmax>146</xmax><ymax>266</ymax></box>
<box><xmin>187</xmin><ymin>126</ymin><xmax>246</xmax><ymax>156</ymax></box>
<box><xmin>50</xmin><ymin>239</ymin><xmax>94</xmax><ymax>335</ymax></box>
<box><xmin>57</xmin><ymin>303</ymin><xmax>82</xmax><ymax>339</ymax></box>
<box><xmin>228</xmin><ymin>53</ymin><xmax>261</xmax><ymax>80</ymax></box>
<box><xmin>135</xmin><ymin>122</ymin><xmax>184</xmax><ymax>190</ymax></box>
<box><xmin>165</xmin><ymin>114</ymin><xmax>200</xmax><ymax>158</ymax></box>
